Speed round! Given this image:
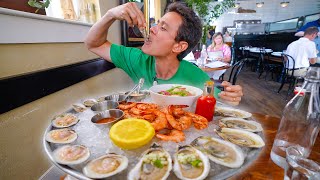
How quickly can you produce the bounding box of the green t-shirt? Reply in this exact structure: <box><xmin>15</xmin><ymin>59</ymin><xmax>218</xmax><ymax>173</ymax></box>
<box><xmin>110</xmin><ymin>44</ymin><xmax>210</xmax><ymax>89</ymax></box>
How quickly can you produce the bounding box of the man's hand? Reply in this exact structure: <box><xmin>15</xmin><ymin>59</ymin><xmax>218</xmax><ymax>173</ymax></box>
<box><xmin>218</xmin><ymin>81</ymin><xmax>243</xmax><ymax>106</ymax></box>
<box><xmin>108</xmin><ymin>2</ymin><xmax>145</xmax><ymax>28</ymax></box>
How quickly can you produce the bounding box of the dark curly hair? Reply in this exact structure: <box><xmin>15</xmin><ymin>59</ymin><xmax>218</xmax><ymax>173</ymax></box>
<box><xmin>166</xmin><ymin>2</ymin><xmax>203</xmax><ymax>61</ymax></box>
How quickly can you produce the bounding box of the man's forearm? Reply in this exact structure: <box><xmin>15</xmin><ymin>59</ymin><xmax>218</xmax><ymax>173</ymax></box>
<box><xmin>84</xmin><ymin>11</ymin><xmax>115</xmax><ymax>49</ymax></box>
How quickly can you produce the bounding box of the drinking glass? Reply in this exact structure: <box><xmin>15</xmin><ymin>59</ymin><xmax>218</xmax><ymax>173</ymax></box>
<box><xmin>285</xmin><ymin>146</ymin><xmax>320</xmax><ymax>180</ymax></box>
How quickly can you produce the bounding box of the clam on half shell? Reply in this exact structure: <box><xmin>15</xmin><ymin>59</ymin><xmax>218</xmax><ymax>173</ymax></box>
<box><xmin>51</xmin><ymin>113</ymin><xmax>79</xmax><ymax>128</ymax></box>
<box><xmin>215</xmin><ymin>106</ymin><xmax>252</xmax><ymax>119</ymax></box>
<box><xmin>173</xmin><ymin>145</ymin><xmax>210</xmax><ymax>180</ymax></box>
<box><xmin>128</xmin><ymin>143</ymin><xmax>172</xmax><ymax>180</ymax></box>
<box><xmin>45</xmin><ymin>128</ymin><xmax>77</xmax><ymax>144</ymax></box>
<box><xmin>83</xmin><ymin>153</ymin><xmax>128</xmax><ymax>179</ymax></box>
<box><xmin>83</xmin><ymin>99</ymin><xmax>98</xmax><ymax>107</ymax></box>
<box><xmin>72</xmin><ymin>103</ymin><xmax>87</xmax><ymax>113</ymax></box>
<box><xmin>219</xmin><ymin>117</ymin><xmax>263</xmax><ymax>132</ymax></box>
<box><xmin>215</xmin><ymin>128</ymin><xmax>265</xmax><ymax>148</ymax></box>
<box><xmin>191</xmin><ymin>136</ymin><xmax>244</xmax><ymax>168</ymax></box>
<box><xmin>53</xmin><ymin>145</ymin><xmax>90</xmax><ymax>165</ymax></box>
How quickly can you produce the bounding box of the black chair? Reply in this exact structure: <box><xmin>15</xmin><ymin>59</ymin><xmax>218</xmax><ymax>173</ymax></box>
<box><xmin>240</xmin><ymin>48</ymin><xmax>257</xmax><ymax>71</ymax></box>
<box><xmin>277</xmin><ymin>53</ymin><xmax>302</xmax><ymax>98</ymax></box>
<box><xmin>258</xmin><ymin>49</ymin><xmax>282</xmax><ymax>81</ymax></box>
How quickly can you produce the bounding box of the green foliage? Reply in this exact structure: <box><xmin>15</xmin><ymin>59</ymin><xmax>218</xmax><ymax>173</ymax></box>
<box><xmin>28</xmin><ymin>0</ymin><xmax>50</xmax><ymax>13</ymax></box>
<box><xmin>185</xmin><ymin>0</ymin><xmax>235</xmax><ymax>44</ymax></box>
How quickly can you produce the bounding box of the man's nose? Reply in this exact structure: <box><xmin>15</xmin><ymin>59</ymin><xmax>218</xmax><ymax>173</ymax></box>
<box><xmin>150</xmin><ymin>25</ymin><xmax>158</xmax><ymax>35</ymax></box>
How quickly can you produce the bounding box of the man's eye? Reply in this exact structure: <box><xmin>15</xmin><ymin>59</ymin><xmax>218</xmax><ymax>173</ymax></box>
<box><xmin>160</xmin><ymin>26</ymin><xmax>166</xmax><ymax>31</ymax></box>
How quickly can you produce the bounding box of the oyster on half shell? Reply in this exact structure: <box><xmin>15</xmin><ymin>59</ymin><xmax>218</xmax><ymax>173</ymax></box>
<box><xmin>72</xmin><ymin>103</ymin><xmax>87</xmax><ymax>113</ymax></box>
<box><xmin>83</xmin><ymin>99</ymin><xmax>98</xmax><ymax>107</ymax></box>
<box><xmin>53</xmin><ymin>145</ymin><xmax>90</xmax><ymax>165</ymax></box>
<box><xmin>191</xmin><ymin>136</ymin><xmax>244</xmax><ymax>168</ymax></box>
<box><xmin>128</xmin><ymin>143</ymin><xmax>172</xmax><ymax>180</ymax></box>
<box><xmin>173</xmin><ymin>145</ymin><xmax>210</xmax><ymax>180</ymax></box>
<box><xmin>215</xmin><ymin>106</ymin><xmax>252</xmax><ymax>119</ymax></box>
<box><xmin>219</xmin><ymin>117</ymin><xmax>263</xmax><ymax>132</ymax></box>
<box><xmin>215</xmin><ymin>128</ymin><xmax>265</xmax><ymax>148</ymax></box>
<box><xmin>45</xmin><ymin>128</ymin><xmax>77</xmax><ymax>144</ymax></box>
<box><xmin>83</xmin><ymin>153</ymin><xmax>128</xmax><ymax>179</ymax></box>
<box><xmin>51</xmin><ymin>113</ymin><xmax>79</xmax><ymax>128</ymax></box>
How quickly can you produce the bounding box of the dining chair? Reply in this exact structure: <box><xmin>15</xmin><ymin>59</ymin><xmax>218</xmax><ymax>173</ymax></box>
<box><xmin>240</xmin><ymin>48</ymin><xmax>256</xmax><ymax>71</ymax></box>
<box><xmin>277</xmin><ymin>53</ymin><xmax>302</xmax><ymax>99</ymax></box>
<box><xmin>258</xmin><ymin>49</ymin><xmax>282</xmax><ymax>81</ymax></box>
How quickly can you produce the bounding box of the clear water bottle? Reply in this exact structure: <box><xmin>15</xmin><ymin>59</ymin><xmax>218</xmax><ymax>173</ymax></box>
<box><xmin>271</xmin><ymin>67</ymin><xmax>320</xmax><ymax>169</ymax></box>
<box><xmin>198</xmin><ymin>45</ymin><xmax>207</xmax><ymax>68</ymax></box>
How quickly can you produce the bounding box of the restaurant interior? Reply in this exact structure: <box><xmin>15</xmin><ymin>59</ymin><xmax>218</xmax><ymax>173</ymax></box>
<box><xmin>0</xmin><ymin>0</ymin><xmax>320</xmax><ymax>179</ymax></box>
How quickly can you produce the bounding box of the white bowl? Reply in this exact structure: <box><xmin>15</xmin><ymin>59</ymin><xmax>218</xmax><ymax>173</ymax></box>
<box><xmin>149</xmin><ymin>84</ymin><xmax>203</xmax><ymax>107</ymax></box>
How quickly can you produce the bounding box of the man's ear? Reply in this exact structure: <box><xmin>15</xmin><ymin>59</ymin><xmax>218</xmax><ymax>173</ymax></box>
<box><xmin>172</xmin><ymin>41</ymin><xmax>188</xmax><ymax>53</ymax></box>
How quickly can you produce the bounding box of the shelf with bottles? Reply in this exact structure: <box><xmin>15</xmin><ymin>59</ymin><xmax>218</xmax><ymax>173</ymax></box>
<box><xmin>45</xmin><ymin>0</ymin><xmax>101</xmax><ymax>24</ymax></box>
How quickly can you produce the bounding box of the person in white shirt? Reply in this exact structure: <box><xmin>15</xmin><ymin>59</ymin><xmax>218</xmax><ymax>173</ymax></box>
<box><xmin>286</xmin><ymin>26</ymin><xmax>318</xmax><ymax>77</ymax></box>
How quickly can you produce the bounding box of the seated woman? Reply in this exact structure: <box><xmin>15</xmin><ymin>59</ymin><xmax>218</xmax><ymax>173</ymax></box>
<box><xmin>207</xmin><ymin>32</ymin><xmax>231</xmax><ymax>80</ymax></box>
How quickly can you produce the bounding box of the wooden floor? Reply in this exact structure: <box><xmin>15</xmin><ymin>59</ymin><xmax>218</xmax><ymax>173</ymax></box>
<box><xmin>223</xmin><ymin>67</ymin><xmax>292</xmax><ymax>118</ymax></box>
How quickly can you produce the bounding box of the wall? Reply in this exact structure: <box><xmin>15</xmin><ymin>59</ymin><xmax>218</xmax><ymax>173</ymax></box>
<box><xmin>0</xmin><ymin>0</ymin><xmax>121</xmax><ymax>79</ymax></box>
<box><xmin>214</xmin><ymin>0</ymin><xmax>319</xmax><ymax>32</ymax></box>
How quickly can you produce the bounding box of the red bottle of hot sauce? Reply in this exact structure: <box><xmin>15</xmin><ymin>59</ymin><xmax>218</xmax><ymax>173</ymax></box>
<box><xmin>195</xmin><ymin>81</ymin><xmax>216</xmax><ymax>122</ymax></box>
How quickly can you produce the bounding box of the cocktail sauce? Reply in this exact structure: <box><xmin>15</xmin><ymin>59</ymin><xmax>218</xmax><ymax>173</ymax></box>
<box><xmin>195</xmin><ymin>81</ymin><xmax>216</xmax><ymax>121</ymax></box>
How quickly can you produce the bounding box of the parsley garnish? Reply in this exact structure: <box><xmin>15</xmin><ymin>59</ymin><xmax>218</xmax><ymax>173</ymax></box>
<box><xmin>153</xmin><ymin>159</ymin><xmax>164</xmax><ymax>168</ymax></box>
<box><xmin>191</xmin><ymin>159</ymin><xmax>202</xmax><ymax>167</ymax></box>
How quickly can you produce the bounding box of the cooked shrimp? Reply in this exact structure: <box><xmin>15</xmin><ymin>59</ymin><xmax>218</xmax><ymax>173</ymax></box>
<box><xmin>118</xmin><ymin>102</ymin><xmax>136</xmax><ymax>110</ymax></box>
<box><xmin>151</xmin><ymin>110</ymin><xmax>168</xmax><ymax>131</ymax></box>
<box><xmin>156</xmin><ymin>129</ymin><xmax>185</xmax><ymax>142</ymax></box>
<box><xmin>166</xmin><ymin>114</ymin><xmax>192</xmax><ymax>131</ymax></box>
<box><xmin>136</xmin><ymin>103</ymin><xmax>158</xmax><ymax>110</ymax></box>
<box><xmin>167</xmin><ymin>105</ymin><xmax>189</xmax><ymax>117</ymax></box>
<box><xmin>129</xmin><ymin>107</ymin><xmax>153</xmax><ymax>115</ymax></box>
<box><xmin>186</xmin><ymin>112</ymin><xmax>209</xmax><ymax>130</ymax></box>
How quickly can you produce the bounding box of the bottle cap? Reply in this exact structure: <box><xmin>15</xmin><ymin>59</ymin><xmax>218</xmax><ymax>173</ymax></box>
<box><xmin>206</xmin><ymin>81</ymin><xmax>214</xmax><ymax>86</ymax></box>
<box><xmin>294</xmin><ymin>87</ymin><xmax>305</xmax><ymax>96</ymax></box>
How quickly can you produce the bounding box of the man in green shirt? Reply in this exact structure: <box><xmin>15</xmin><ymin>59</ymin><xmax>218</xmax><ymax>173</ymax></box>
<box><xmin>85</xmin><ymin>2</ymin><xmax>243</xmax><ymax>105</ymax></box>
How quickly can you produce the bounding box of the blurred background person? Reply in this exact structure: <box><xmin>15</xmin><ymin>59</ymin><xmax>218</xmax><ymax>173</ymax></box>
<box><xmin>287</xmin><ymin>26</ymin><xmax>318</xmax><ymax>77</ymax></box>
<box><xmin>206</xmin><ymin>28</ymin><xmax>215</xmax><ymax>47</ymax></box>
<box><xmin>223</xmin><ymin>31</ymin><xmax>233</xmax><ymax>47</ymax></box>
<box><xmin>207</xmin><ymin>32</ymin><xmax>231</xmax><ymax>80</ymax></box>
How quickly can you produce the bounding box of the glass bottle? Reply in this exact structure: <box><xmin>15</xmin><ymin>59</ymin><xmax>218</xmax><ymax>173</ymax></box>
<box><xmin>270</xmin><ymin>67</ymin><xmax>320</xmax><ymax>169</ymax></box>
<box><xmin>195</xmin><ymin>81</ymin><xmax>216</xmax><ymax>122</ymax></box>
<box><xmin>198</xmin><ymin>44</ymin><xmax>207</xmax><ymax>68</ymax></box>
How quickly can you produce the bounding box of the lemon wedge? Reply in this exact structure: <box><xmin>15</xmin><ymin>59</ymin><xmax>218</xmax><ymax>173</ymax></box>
<box><xmin>109</xmin><ymin>119</ymin><xmax>155</xmax><ymax>150</ymax></box>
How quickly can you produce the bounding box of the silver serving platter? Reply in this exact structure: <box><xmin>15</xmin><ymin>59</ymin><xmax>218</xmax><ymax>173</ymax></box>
<box><xmin>43</xmin><ymin>98</ymin><xmax>264</xmax><ymax>180</ymax></box>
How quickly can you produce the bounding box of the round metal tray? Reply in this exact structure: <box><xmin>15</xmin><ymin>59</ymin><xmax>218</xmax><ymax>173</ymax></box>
<box><xmin>43</xmin><ymin>101</ymin><xmax>264</xmax><ymax>180</ymax></box>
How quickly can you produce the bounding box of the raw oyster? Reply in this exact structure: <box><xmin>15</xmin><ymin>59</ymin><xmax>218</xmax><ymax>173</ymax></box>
<box><xmin>53</xmin><ymin>145</ymin><xmax>90</xmax><ymax>165</ymax></box>
<box><xmin>72</xmin><ymin>103</ymin><xmax>87</xmax><ymax>112</ymax></box>
<box><xmin>83</xmin><ymin>153</ymin><xmax>128</xmax><ymax>179</ymax></box>
<box><xmin>215</xmin><ymin>128</ymin><xmax>265</xmax><ymax>148</ymax></box>
<box><xmin>215</xmin><ymin>106</ymin><xmax>252</xmax><ymax>119</ymax></box>
<box><xmin>219</xmin><ymin>117</ymin><xmax>263</xmax><ymax>132</ymax></box>
<box><xmin>128</xmin><ymin>143</ymin><xmax>172</xmax><ymax>180</ymax></box>
<box><xmin>52</xmin><ymin>113</ymin><xmax>79</xmax><ymax>128</ymax></box>
<box><xmin>83</xmin><ymin>99</ymin><xmax>98</xmax><ymax>107</ymax></box>
<box><xmin>191</xmin><ymin>136</ymin><xmax>244</xmax><ymax>168</ymax></box>
<box><xmin>45</xmin><ymin>128</ymin><xmax>77</xmax><ymax>144</ymax></box>
<box><xmin>173</xmin><ymin>145</ymin><xmax>210</xmax><ymax>180</ymax></box>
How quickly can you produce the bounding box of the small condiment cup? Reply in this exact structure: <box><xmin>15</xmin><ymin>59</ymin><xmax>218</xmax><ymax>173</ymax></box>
<box><xmin>91</xmin><ymin>109</ymin><xmax>124</xmax><ymax>125</ymax></box>
<box><xmin>91</xmin><ymin>100</ymin><xmax>119</xmax><ymax>112</ymax></box>
<box><xmin>105</xmin><ymin>94</ymin><xmax>127</xmax><ymax>103</ymax></box>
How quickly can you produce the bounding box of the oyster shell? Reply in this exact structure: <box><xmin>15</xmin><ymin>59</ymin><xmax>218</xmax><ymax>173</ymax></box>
<box><xmin>72</xmin><ymin>103</ymin><xmax>87</xmax><ymax>112</ymax></box>
<box><xmin>191</xmin><ymin>136</ymin><xmax>244</xmax><ymax>168</ymax></box>
<box><xmin>52</xmin><ymin>113</ymin><xmax>79</xmax><ymax>128</ymax></box>
<box><xmin>45</xmin><ymin>128</ymin><xmax>77</xmax><ymax>144</ymax></box>
<box><xmin>215</xmin><ymin>106</ymin><xmax>252</xmax><ymax>119</ymax></box>
<box><xmin>173</xmin><ymin>145</ymin><xmax>210</xmax><ymax>180</ymax></box>
<box><xmin>128</xmin><ymin>143</ymin><xmax>172</xmax><ymax>180</ymax></box>
<box><xmin>53</xmin><ymin>145</ymin><xmax>90</xmax><ymax>165</ymax></box>
<box><xmin>215</xmin><ymin>128</ymin><xmax>265</xmax><ymax>148</ymax></box>
<box><xmin>83</xmin><ymin>99</ymin><xmax>98</xmax><ymax>107</ymax></box>
<box><xmin>83</xmin><ymin>153</ymin><xmax>128</xmax><ymax>179</ymax></box>
<box><xmin>219</xmin><ymin>117</ymin><xmax>263</xmax><ymax>132</ymax></box>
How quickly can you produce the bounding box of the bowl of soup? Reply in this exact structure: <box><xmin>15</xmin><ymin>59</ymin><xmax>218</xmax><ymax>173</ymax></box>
<box><xmin>149</xmin><ymin>84</ymin><xmax>203</xmax><ymax>107</ymax></box>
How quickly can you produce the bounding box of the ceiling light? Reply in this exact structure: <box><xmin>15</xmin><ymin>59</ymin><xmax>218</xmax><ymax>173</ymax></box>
<box><xmin>256</xmin><ymin>2</ymin><xmax>264</xmax><ymax>8</ymax></box>
<box><xmin>280</xmin><ymin>1</ymin><xmax>289</xmax><ymax>8</ymax></box>
<box><xmin>235</xmin><ymin>2</ymin><xmax>240</xmax><ymax>8</ymax></box>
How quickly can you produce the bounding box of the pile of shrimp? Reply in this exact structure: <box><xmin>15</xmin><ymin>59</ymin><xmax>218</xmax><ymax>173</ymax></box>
<box><xmin>118</xmin><ymin>102</ymin><xmax>208</xmax><ymax>143</ymax></box>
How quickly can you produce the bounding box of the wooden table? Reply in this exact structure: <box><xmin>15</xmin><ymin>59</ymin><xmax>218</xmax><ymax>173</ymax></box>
<box><xmin>230</xmin><ymin>113</ymin><xmax>320</xmax><ymax>180</ymax></box>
